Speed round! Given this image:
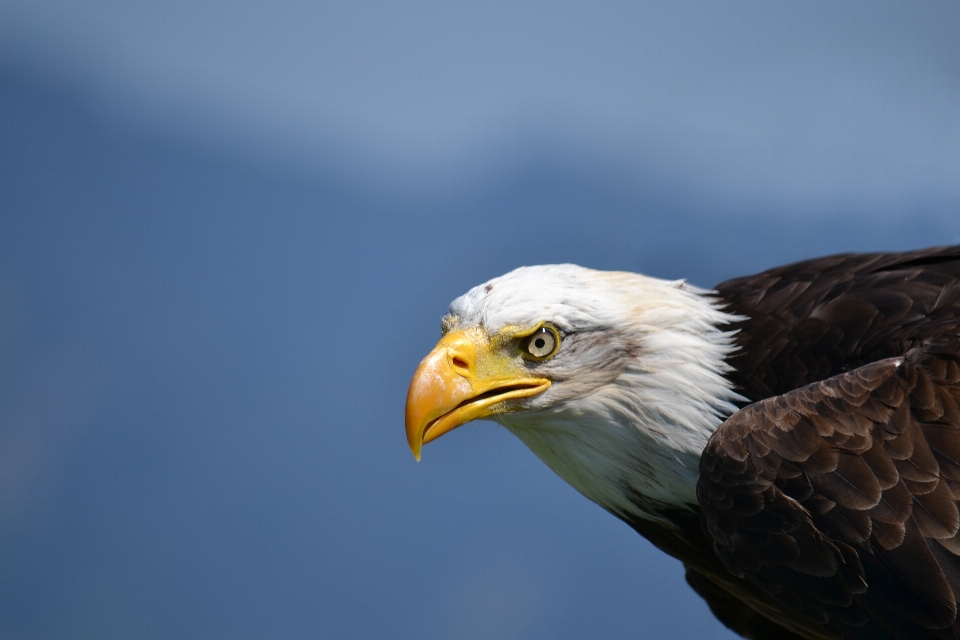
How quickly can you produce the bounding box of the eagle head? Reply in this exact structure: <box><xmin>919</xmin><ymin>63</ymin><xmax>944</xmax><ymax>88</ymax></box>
<box><xmin>405</xmin><ymin>264</ymin><xmax>744</xmax><ymax>517</ymax></box>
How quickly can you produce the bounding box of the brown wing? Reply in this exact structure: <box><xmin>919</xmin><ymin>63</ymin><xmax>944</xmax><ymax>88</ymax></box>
<box><xmin>698</xmin><ymin>343</ymin><xmax>960</xmax><ymax>640</ymax></box>
<box><xmin>684</xmin><ymin>567</ymin><xmax>813</xmax><ymax>640</ymax></box>
<box><xmin>717</xmin><ymin>245</ymin><xmax>960</xmax><ymax>401</ymax></box>
<box><xmin>624</xmin><ymin>507</ymin><xmax>841</xmax><ymax>639</ymax></box>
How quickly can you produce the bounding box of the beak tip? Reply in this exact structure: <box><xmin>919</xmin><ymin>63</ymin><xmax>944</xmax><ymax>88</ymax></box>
<box><xmin>408</xmin><ymin>437</ymin><xmax>423</xmax><ymax>462</ymax></box>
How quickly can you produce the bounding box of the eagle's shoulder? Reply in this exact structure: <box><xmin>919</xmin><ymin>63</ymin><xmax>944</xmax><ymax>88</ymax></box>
<box><xmin>715</xmin><ymin>245</ymin><xmax>960</xmax><ymax>400</ymax></box>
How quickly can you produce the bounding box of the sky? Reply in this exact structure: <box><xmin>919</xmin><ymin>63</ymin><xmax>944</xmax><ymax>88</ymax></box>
<box><xmin>1</xmin><ymin>2</ymin><xmax>959</xmax><ymax>639</ymax></box>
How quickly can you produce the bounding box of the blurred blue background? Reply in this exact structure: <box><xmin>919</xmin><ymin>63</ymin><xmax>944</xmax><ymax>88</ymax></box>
<box><xmin>1</xmin><ymin>2</ymin><xmax>959</xmax><ymax>639</ymax></box>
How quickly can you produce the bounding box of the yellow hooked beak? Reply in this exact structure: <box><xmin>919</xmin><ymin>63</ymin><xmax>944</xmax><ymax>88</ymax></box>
<box><xmin>405</xmin><ymin>328</ymin><xmax>551</xmax><ymax>461</ymax></box>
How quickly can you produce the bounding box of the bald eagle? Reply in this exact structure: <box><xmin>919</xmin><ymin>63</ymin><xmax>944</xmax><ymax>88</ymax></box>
<box><xmin>405</xmin><ymin>246</ymin><xmax>960</xmax><ymax>640</ymax></box>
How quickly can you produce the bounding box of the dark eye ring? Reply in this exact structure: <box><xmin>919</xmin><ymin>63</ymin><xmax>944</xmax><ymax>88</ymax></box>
<box><xmin>520</xmin><ymin>326</ymin><xmax>560</xmax><ymax>360</ymax></box>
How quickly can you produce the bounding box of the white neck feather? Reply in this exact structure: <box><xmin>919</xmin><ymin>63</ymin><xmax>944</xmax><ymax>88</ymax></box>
<box><xmin>498</xmin><ymin>279</ymin><xmax>744</xmax><ymax>524</ymax></box>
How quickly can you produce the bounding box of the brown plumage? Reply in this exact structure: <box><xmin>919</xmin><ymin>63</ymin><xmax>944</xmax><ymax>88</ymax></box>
<box><xmin>692</xmin><ymin>246</ymin><xmax>960</xmax><ymax>639</ymax></box>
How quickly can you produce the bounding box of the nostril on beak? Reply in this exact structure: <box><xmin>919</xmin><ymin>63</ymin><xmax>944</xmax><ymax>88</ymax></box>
<box><xmin>451</xmin><ymin>356</ymin><xmax>469</xmax><ymax>372</ymax></box>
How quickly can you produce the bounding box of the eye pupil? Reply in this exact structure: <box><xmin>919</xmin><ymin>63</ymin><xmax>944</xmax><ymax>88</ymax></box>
<box><xmin>535</xmin><ymin>338</ymin><xmax>545</xmax><ymax>349</ymax></box>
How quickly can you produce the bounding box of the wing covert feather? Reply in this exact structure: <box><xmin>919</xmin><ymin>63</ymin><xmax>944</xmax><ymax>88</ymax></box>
<box><xmin>698</xmin><ymin>344</ymin><xmax>960</xmax><ymax>639</ymax></box>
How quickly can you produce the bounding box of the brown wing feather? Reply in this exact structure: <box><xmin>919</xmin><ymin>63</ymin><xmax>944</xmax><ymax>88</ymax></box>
<box><xmin>698</xmin><ymin>344</ymin><xmax>960</xmax><ymax>639</ymax></box>
<box><xmin>684</xmin><ymin>567</ymin><xmax>813</xmax><ymax>640</ymax></box>
<box><xmin>717</xmin><ymin>245</ymin><xmax>960</xmax><ymax>401</ymax></box>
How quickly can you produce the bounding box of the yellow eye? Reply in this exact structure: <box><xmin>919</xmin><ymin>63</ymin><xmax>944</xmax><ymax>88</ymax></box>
<box><xmin>520</xmin><ymin>326</ymin><xmax>560</xmax><ymax>360</ymax></box>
